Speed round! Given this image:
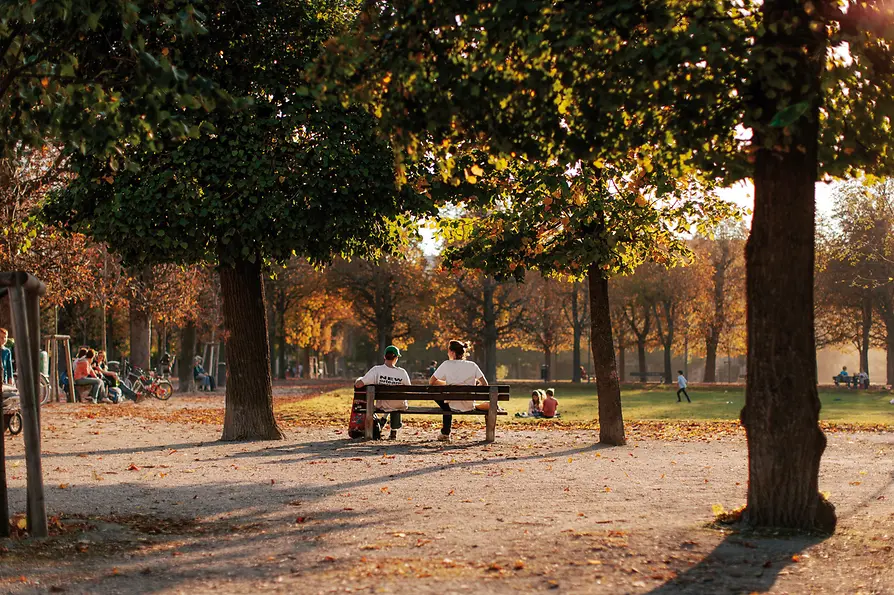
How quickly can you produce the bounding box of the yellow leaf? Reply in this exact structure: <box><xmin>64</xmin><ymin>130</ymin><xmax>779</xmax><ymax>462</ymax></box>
<box><xmin>470</xmin><ymin>164</ymin><xmax>484</xmax><ymax>177</ymax></box>
<box><xmin>16</xmin><ymin>517</ymin><xmax>27</xmax><ymax>529</ymax></box>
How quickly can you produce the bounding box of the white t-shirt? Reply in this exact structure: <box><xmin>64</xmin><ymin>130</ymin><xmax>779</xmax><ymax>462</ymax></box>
<box><xmin>357</xmin><ymin>364</ymin><xmax>410</xmax><ymax>411</ymax></box>
<box><xmin>677</xmin><ymin>375</ymin><xmax>687</xmax><ymax>389</ymax></box>
<box><xmin>432</xmin><ymin>359</ymin><xmax>486</xmax><ymax>412</ymax></box>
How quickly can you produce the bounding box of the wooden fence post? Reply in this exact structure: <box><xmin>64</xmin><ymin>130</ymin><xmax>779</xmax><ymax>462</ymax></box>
<box><xmin>9</xmin><ymin>276</ymin><xmax>47</xmax><ymax>537</ymax></box>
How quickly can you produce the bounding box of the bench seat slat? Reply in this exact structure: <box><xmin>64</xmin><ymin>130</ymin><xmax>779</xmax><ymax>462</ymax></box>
<box><xmin>356</xmin><ymin>385</ymin><xmax>510</xmax><ymax>394</ymax></box>
<box><xmin>358</xmin><ymin>394</ymin><xmax>509</xmax><ymax>401</ymax></box>
<box><xmin>374</xmin><ymin>407</ymin><xmax>508</xmax><ymax>416</ymax></box>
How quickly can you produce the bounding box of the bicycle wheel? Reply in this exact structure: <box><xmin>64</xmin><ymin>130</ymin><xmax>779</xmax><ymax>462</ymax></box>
<box><xmin>39</xmin><ymin>374</ymin><xmax>51</xmax><ymax>405</ymax></box>
<box><xmin>7</xmin><ymin>412</ymin><xmax>22</xmax><ymax>435</ymax></box>
<box><xmin>153</xmin><ymin>380</ymin><xmax>173</xmax><ymax>401</ymax></box>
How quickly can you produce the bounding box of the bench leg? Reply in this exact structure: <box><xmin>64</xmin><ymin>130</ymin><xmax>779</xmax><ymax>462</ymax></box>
<box><xmin>364</xmin><ymin>387</ymin><xmax>375</xmax><ymax>440</ymax></box>
<box><xmin>485</xmin><ymin>387</ymin><xmax>498</xmax><ymax>443</ymax></box>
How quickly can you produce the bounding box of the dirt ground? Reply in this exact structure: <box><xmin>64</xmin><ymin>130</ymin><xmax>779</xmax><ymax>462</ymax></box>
<box><xmin>1</xmin><ymin>388</ymin><xmax>893</xmax><ymax>594</ymax></box>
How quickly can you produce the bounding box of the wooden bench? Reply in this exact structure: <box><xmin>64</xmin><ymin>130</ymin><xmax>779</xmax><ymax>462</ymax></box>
<box><xmin>631</xmin><ymin>371</ymin><xmax>664</xmax><ymax>382</ymax></box>
<box><xmin>353</xmin><ymin>385</ymin><xmax>510</xmax><ymax>443</ymax></box>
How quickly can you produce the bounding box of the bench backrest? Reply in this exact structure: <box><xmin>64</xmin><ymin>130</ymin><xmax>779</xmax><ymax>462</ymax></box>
<box><xmin>354</xmin><ymin>384</ymin><xmax>510</xmax><ymax>401</ymax></box>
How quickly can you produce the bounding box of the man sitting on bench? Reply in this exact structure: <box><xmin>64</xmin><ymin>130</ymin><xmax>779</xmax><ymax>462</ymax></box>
<box><xmin>834</xmin><ymin>366</ymin><xmax>851</xmax><ymax>387</ymax></box>
<box><xmin>355</xmin><ymin>345</ymin><xmax>410</xmax><ymax>440</ymax></box>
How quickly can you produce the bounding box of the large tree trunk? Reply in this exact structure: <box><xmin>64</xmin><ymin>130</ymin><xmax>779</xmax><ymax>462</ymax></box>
<box><xmin>129</xmin><ymin>300</ymin><xmax>151</xmax><ymax>372</ymax></box>
<box><xmin>740</xmin><ymin>0</ymin><xmax>834</xmax><ymax>531</ymax></box>
<box><xmin>704</xmin><ymin>334</ymin><xmax>719</xmax><ymax>383</ymax></box>
<box><xmin>178</xmin><ymin>321</ymin><xmax>196</xmax><ymax>393</ymax></box>
<box><xmin>588</xmin><ymin>266</ymin><xmax>625</xmax><ymax>446</ymax></box>
<box><xmin>220</xmin><ymin>258</ymin><xmax>283</xmax><ymax>441</ymax></box>
<box><xmin>543</xmin><ymin>346</ymin><xmax>552</xmax><ymax>382</ymax></box>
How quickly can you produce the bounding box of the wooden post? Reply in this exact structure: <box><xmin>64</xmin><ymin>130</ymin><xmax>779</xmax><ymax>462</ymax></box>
<box><xmin>9</xmin><ymin>280</ymin><xmax>47</xmax><ymax>537</ymax></box>
<box><xmin>0</xmin><ymin>391</ymin><xmax>8</xmax><ymax>537</ymax></box>
<box><xmin>365</xmin><ymin>385</ymin><xmax>375</xmax><ymax>440</ymax></box>
<box><xmin>63</xmin><ymin>337</ymin><xmax>75</xmax><ymax>403</ymax></box>
<box><xmin>486</xmin><ymin>386</ymin><xmax>498</xmax><ymax>443</ymax></box>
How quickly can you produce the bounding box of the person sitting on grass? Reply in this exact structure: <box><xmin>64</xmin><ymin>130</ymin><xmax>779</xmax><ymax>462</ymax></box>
<box><xmin>515</xmin><ymin>389</ymin><xmax>544</xmax><ymax>418</ymax></box>
<box><xmin>194</xmin><ymin>356</ymin><xmax>216</xmax><ymax>391</ymax></box>
<box><xmin>541</xmin><ymin>388</ymin><xmax>559</xmax><ymax>418</ymax></box>
<box><xmin>355</xmin><ymin>345</ymin><xmax>410</xmax><ymax>440</ymax></box>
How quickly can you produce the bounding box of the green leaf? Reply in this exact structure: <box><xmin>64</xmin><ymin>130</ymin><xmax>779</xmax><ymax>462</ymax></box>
<box><xmin>769</xmin><ymin>102</ymin><xmax>810</xmax><ymax>128</ymax></box>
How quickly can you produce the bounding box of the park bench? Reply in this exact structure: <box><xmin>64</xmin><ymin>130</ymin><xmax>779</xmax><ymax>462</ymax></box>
<box><xmin>631</xmin><ymin>371</ymin><xmax>664</xmax><ymax>382</ymax></box>
<box><xmin>353</xmin><ymin>385</ymin><xmax>510</xmax><ymax>443</ymax></box>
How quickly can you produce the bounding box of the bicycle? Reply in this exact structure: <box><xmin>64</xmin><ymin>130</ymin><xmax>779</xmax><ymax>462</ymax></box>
<box><xmin>122</xmin><ymin>361</ymin><xmax>173</xmax><ymax>401</ymax></box>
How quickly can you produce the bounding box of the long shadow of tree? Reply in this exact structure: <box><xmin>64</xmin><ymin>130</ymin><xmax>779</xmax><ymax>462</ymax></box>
<box><xmin>647</xmin><ymin>531</ymin><xmax>826</xmax><ymax>594</ymax></box>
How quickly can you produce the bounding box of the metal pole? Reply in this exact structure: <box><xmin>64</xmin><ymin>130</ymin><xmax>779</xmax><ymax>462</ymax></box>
<box><xmin>9</xmin><ymin>282</ymin><xmax>47</xmax><ymax>537</ymax></box>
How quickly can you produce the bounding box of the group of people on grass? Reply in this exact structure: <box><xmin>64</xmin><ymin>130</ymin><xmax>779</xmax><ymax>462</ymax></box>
<box><xmin>356</xmin><ymin>340</ymin><xmax>505</xmax><ymax>441</ymax></box>
<box><xmin>516</xmin><ymin>388</ymin><xmax>559</xmax><ymax>418</ymax></box>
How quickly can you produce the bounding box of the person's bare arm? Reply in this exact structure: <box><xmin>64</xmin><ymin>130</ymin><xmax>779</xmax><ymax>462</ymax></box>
<box><xmin>429</xmin><ymin>375</ymin><xmax>446</xmax><ymax>386</ymax></box>
<box><xmin>354</xmin><ymin>378</ymin><xmax>365</xmax><ymax>389</ymax></box>
<box><xmin>476</xmin><ymin>377</ymin><xmax>488</xmax><ymax>386</ymax></box>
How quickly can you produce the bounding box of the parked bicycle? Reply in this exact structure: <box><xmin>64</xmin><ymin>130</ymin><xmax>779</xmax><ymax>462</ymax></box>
<box><xmin>121</xmin><ymin>360</ymin><xmax>173</xmax><ymax>401</ymax></box>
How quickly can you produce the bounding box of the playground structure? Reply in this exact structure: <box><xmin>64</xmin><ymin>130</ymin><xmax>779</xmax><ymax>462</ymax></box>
<box><xmin>0</xmin><ymin>272</ymin><xmax>48</xmax><ymax>538</ymax></box>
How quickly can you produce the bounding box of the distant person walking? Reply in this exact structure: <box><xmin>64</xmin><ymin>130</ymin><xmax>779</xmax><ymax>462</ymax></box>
<box><xmin>676</xmin><ymin>370</ymin><xmax>691</xmax><ymax>403</ymax></box>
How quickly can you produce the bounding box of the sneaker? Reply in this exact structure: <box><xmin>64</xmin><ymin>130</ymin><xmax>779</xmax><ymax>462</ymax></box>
<box><xmin>437</xmin><ymin>432</ymin><xmax>451</xmax><ymax>442</ymax></box>
<box><xmin>388</xmin><ymin>430</ymin><xmax>398</xmax><ymax>440</ymax></box>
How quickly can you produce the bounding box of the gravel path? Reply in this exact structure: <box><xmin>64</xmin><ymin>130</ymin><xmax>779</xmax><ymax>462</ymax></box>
<box><xmin>1</xmin><ymin>395</ymin><xmax>893</xmax><ymax>594</ymax></box>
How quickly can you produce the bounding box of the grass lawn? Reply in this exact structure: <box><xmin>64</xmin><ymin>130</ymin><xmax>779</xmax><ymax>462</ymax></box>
<box><xmin>276</xmin><ymin>381</ymin><xmax>894</xmax><ymax>428</ymax></box>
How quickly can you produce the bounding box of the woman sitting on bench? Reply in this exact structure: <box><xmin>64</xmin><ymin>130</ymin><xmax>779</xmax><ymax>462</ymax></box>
<box><xmin>430</xmin><ymin>339</ymin><xmax>499</xmax><ymax>442</ymax></box>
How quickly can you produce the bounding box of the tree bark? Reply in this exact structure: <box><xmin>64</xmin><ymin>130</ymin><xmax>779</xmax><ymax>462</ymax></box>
<box><xmin>543</xmin><ymin>346</ymin><xmax>552</xmax><ymax>382</ymax></box>
<box><xmin>571</xmin><ymin>284</ymin><xmax>582</xmax><ymax>383</ymax></box>
<box><xmin>129</xmin><ymin>299</ymin><xmax>151</xmax><ymax>371</ymax></box>
<box><xmin>482</xmin><ymin>277</ymin><xmax>498</xmax><ymax>382</ymax></box>
<box><xmin>617</xmin><ymin>340</ymin><xmax>625</xmax><ymax>383</ymax></box>
<box><xmin>704</xmin><ymin>334</ymin><xmax>719</xmax><ymax>383</ymax></box>
<box><xmin>740</xmin><ymin>0</ymin><xmax>834</xmax><ymax>531</ymax></box>
<box><xmin>882</xmin><ymin>312</ymin><xmax>894</xmax><ymax>386</ymax></box>
<box><xmin>588</xmin><ymin>265</ymin><xmax>625</xmax><ymax>446</ymax></box>
<box><xmin>860</xmin><ymin>289</ymin><xmax>871</xmax><ymax>375</ymax></box>
<box><xmin>219</xmin><ymin>257</ymin><xmax>283</xmax><ymax>441</ymax></box>
<box><xmin>178</xmin><ymin>321</ymin><xmax>196</xmax><ymax>392</ymax></box>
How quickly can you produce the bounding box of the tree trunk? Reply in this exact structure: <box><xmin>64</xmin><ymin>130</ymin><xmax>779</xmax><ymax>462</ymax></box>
<box><xmin>219</xmin><ymin>258</ymin><xmax>283</xmax><ymax>441</ymax></box>
<box><xmin>571</xmin><ymin>283</ymin><xmax>582</xmax><ymax>383</ymax></box>
<box><xmin>617</xmin><ymin>340</ymin><xmax>625</xmax><ymax>382</ymax></box>
<box><xmin>636</xmin><ymin>340</ymin><xmax>647</xmax><ymax>381</ymax></box>
<box><xmin>663</xmin><ymin>343</ymin><xmax>672</xmax><ymax>385</ymax></box>
<box><xmin>482</xmin><ymin>278</ymin><xmax>498</xmax><ymax>382</ymax></box>
<box><xmin>883</xmin><ymin>313</ymin><xmax>894</xmax><ymax>386</ymax></box>
<box><xmin>704</xmin><ymin>334</ymin><xmax>719</xmax><ymax>383</ymax></box>
<box><xmin>178</xmin><ymin>321</ymin><xmax>196</xmax><ymax>392</ymax></box>
<box><xmin>129</xmin><ymin>299</ymin><xmax>151</xmax><ymax>371</ymax></box>
<box><xmin>543</xmin><ymin>346</ymin><xmax>552</xmax><ymax>382</ymax></box>
<box><xmin>740</xmin><ymin>0</ymin><xmax>834</xmax><ymax>531</ymax></box>
<box><xmin>860</xmin><ymin>290</ymin><xmax>871</xmax><ymax>375</ymax></box>
<box><xmin>588</xmin><ymin>266</ymin><xmax>625</xmax><ymax>446</ymax></box>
